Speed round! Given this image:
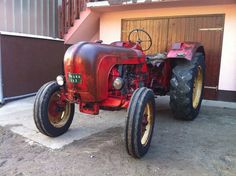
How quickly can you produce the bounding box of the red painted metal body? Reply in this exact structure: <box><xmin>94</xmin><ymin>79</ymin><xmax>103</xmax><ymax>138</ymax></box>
<box><xmin>167</xmin><ymin>42</ymin><xmax>205</xmax><ymax>60</ymax></box>
<box><xmin>61</xmin><ymin>41</ymin><xmax>204</xmax><ymax>115</ymax></box>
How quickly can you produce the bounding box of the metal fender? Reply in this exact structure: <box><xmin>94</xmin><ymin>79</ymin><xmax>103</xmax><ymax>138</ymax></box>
<box><xmin>167</xmin><ymin>42</ymin><xmax>205</xmax><ymax>61</ymax></box>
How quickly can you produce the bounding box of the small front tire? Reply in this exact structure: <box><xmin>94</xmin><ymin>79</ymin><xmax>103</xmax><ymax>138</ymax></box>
<box><xmin>125</xmin><ymin>87</ymin><xmax>156</xmax><ymax>158</ymax></box>
<box><xmin>33</xmin><ymin>81</ymin><xmax>75</xmax><ymax>137</ymax></box>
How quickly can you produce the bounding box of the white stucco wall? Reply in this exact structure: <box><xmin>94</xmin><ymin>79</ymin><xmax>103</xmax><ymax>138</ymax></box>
<box><xmin>99</xmin><ymin>4</ymin><xmax>236</xmax><ymax>91</ymax></box>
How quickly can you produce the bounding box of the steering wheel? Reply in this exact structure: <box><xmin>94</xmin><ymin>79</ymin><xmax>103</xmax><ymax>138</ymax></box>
<box><xmin>128</xmin><ymin>29</ymin><xmax>152</xmax><ymax>51</ymax></box>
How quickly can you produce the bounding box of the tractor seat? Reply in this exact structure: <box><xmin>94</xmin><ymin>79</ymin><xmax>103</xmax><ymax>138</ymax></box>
<box><xmin>146</xmin><ymin>53</ymin><xmax>167</xmax><ymax>64</ymax></box>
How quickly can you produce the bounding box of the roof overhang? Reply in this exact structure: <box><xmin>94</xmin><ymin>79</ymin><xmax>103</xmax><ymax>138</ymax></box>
<box><xmin>88</xmin><ymin>0</ymin><xmax>236</xmax><ymax>12</ymax></box>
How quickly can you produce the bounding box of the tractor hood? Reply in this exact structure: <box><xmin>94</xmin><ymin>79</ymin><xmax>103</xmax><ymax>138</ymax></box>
<box><xmin>64</xmin><ymin>41</ymin><xmax>145</xmax><ymax>102</ymax></box>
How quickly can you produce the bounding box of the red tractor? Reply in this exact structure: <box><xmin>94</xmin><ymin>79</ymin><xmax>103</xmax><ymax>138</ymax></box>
<box><xmin>34</xmin><ymin>29</ymin><xmax>205</xmax><ymax>158</ymax></box>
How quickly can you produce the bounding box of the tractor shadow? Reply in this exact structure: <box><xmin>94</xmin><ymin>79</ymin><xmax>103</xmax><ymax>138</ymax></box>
<box><xmin>68</xmin><ymin>97</ymin><xmax>216</xmax><ymax>163</ymax></box>
<box><xmin>68</xmin><ymin>98</ymin><xmax>180</xmax><ymax>158</ymax></box>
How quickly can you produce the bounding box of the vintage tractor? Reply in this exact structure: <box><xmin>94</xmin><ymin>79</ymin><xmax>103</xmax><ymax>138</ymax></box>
<box><xmin>34</xmin><ymin>29</ymin><xmax>205</xmax><ymax>158</ymax></box>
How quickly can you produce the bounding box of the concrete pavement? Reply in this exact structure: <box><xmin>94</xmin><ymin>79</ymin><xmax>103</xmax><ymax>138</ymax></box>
<box><xmin>0</xmin><ymin>96</ymin><xmax>235</xmax><ymax>150</ymax></box>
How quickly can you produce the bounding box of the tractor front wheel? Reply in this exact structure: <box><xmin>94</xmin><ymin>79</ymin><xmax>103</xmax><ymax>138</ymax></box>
<box><xmin>125</xmin><ymin>87</ymin><xmax>156</xmax><ymax>158</ymax></box>
<box><xmin>170</xmin><ymin>52</ymin><xmax>205</xmax><ymax>120</ymax></box>
<box><xmin>33</xmin><ymin>81</ymin><xmax>75</xmax><ymax>137</ymax></box>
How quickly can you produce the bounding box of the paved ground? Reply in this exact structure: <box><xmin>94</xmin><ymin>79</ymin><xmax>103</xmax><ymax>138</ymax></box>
<box><xmin>0</xmin><ymin>96</ymin><xmax>236</xmax><ymax>176</ymax></box>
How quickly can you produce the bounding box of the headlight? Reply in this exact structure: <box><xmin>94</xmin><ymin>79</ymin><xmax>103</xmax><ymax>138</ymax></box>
<box><xmin>113</xmin><ymin>77</ymin><xmax>124</xmax><ymax>90</ymax></box>
<box><xmin>56</xmin><ymin>75</ymin><xmax>64</xmax><ymax>86</ymax></box>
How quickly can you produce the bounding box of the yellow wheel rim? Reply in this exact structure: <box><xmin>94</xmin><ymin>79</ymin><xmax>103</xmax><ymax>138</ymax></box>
<box><xmin>192</xmin><ymin>66</ymin><xmax>203</xmax><ymax>109</ymax></box>
<box><xmin>141</xmin><ymin>102</ymin><xmax>154</xmax><ymax>146</ymax></box>
<box><xmin>48</xmin><ymin>92</ymin><xmax>71</xmax><ymax>128</ymax></box>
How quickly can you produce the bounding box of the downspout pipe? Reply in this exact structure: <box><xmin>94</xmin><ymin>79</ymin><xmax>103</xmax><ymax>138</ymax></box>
<box><xmin>0</xmin><ymin>34</ymin><xmax>3</xmax><ymax>104</ymax></box>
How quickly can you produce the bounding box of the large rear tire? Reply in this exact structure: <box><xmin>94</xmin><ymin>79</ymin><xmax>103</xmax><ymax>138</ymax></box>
<box><xmin>33</xmin><ymin>81</ymin><xmax>75</xmax><ymax>137</ymax></box>
<box><xmin>125</xmin><ymin>87</ymin><xmax>156</xmax><ymax>158</ymax></box>
<box><xmin>170</xmin><ymin>52</ymin><xmax>205</xmax><ymax>120</ymax></box>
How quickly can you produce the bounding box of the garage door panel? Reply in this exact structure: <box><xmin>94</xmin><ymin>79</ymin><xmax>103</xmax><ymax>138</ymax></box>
<box><xmin>202</xmin><ymin>31</ymin><xmax>222</xmax><ymax>87</ymax></box>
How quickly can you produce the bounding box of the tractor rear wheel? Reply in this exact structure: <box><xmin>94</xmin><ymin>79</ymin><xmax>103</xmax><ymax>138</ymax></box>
<box><xmin>170</xmin><ymin>52</ymin><xmax>205</xmax><ymax>120</ymax></box>
<box><xmin>125</xmin><ymin>87</ymin><xmax>156</xmax><ymax>158</ymax></box>
<box><xmin>34</xmin><ymin>81</ymin><xmax>74</xmax><ymax>137</ymax></box>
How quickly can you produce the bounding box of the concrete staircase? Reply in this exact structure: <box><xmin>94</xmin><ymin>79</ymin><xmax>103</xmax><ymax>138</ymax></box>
<box><xmin>59</xmin><ymin>0</ymin><xmax>100</xmax><ymax>44</ymax></box>
<box><xmin>64</xmin><ymin>8</ymin><xmax>100</xmax><ymax>44</ymax></box>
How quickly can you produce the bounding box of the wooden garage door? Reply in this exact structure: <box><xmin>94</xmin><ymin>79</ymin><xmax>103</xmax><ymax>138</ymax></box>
<box><xmin>121</xmin><ymin>14</ymin><xmax>225</xmax><ymax>100</ymax></box>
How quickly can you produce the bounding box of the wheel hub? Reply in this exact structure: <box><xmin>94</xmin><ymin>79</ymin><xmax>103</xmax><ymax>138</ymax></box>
<box><xmin>48</xmin><ymin>91</ymin><xmax>71</xmax><ymax>128</ymax></box>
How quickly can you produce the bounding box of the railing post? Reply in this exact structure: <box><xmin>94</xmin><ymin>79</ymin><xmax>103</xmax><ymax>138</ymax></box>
<box><xmin>70</xmin><ymin>0</ymin><xmax>74</xmax><ymax>26</ymax></box>
<box><xmin>75</xmin><ymin>0</ymin><xmax>80</xmax><ymax>19</ymax></box>
<box><xmin>62</xmin><ymin>0</ymin><xmax>66</xmax><ymax>37</ymax></box>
